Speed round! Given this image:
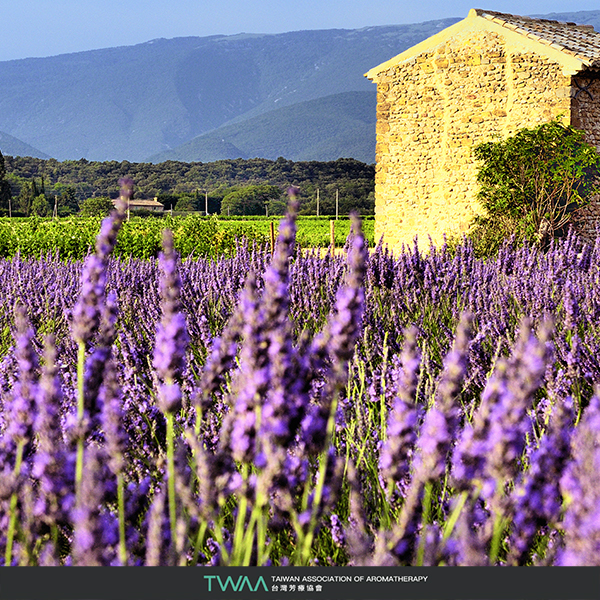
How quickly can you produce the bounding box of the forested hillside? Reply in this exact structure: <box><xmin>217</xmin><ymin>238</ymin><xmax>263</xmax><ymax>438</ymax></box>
<box><xmin>148</xmin><ymin>91</ymin><xmax>377</xmax><ymax>164</ymax></box>
<box><xmin>2</xmin><ymin>155</ymin><xmax>375</xmax><ymax>216</ymax></box>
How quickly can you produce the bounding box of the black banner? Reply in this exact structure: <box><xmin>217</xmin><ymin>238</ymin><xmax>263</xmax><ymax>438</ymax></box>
<box><xmin>0</xmin><ymin>567</ymin><xmax>598</xmax><ymax>600</ymax></box>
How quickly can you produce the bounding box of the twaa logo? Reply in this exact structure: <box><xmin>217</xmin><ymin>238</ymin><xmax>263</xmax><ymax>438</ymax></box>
<box><xmin>204</xmin><ymin>575</ymin><xmax>269</xmax><ymax>593</ymax></box>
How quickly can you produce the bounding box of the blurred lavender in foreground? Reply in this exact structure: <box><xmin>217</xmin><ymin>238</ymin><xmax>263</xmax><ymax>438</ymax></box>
<box><xmin>558</xmin><ymin>395</ymin><xmax>600</xmax><ymax>565</ymax></box>
<box><xmin>0</xmin><ymin>187</ymin><xmax>599</xmax><ymax>566</ymax></box>
<box><xmin>153</xmin><ymin>229</ymin><xmax>189</xmax><ymax>414</ymax></box>
<box><xmin>72</xmin><ymin>178</ymin><xmax>130</xmax><ymax>346</ymax></box>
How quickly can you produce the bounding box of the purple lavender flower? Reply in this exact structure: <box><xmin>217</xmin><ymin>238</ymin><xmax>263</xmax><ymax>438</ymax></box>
<box><xmin>435</xmin><ymin>312</ymin><xmax>472</xmax><ymax>414</ymax></box>
<box><xmin>509</xmin><ymin>397</ymin><xmax>574</xmax><ymax>565</ymax></box>
<box><xmin>34</xmin><ymin>336</ymin><xmax>63</xmax><ymax>453</ymax></box>
<box><xmin>379</xmin><ymin>317</ymin><xmax>471</xmax><ymax>566</ymax></box>
<box><xmin>330</xmin><ymin>513</ymin><xmax>345</xmax><ymax>547</ymax></box>
<box><xmin>72</xmin><ymin>179</ymin><xmax>129</xmax><ymax>346</ymax></box>
<box><xmin>396</xmin><ymin>326</ymin><xmax>422</xmax><ymax>405</ymax></box>
<box><xmin>302</xmin><ymin>215</ymin><xmax>366</xmax><ymax>455</ymax></box>
<box><xmin>72</xmin><ymin>447</ymin><xmax>108</xmax><ymax>565</ymax></box>
<box><xmin>0</xmin><ymin>306</ymin><xmax>38</xmax><ymax>471</ymax></box>
<box><xmin>71</xmin><ymin>254</ymin><xmax>108</xmax><ymax>347</ymax></box>
<box><xmin>327</xmin><ymin>214</ymin><xmax>367</xmax><ymax>368</ymax></box>
<box><xmin>412</xmin><ymin>315</ymin><xmax>472</xmax><ymax>486</ymax></box>
<box><xmin>260</xmin><ymin>328</ymin><xmax>311</xmax><ymax>451</ymax></box>
<box><xmin>260</xmin><ymin>195</ymin><xmax>296</xmax><ymax>334</ymax></box>
<box><xmin>451</xmin><ymin>370</ymin><xmax>501</xmax><ymax>491</ymax></box>
<box><xmin>218</xmin><ymin>272</ymin><xmax>266</xmax><ymax>464</ymax></box>
<box><xmin>144</xmin><ymin>483</ymin><xmax>168</xmax><ymax>566</ymax></box>
<box><xmin>100</xmin><ymin>358</ymin><xmax>127</xmax><ymax>476</ymax></box>
<box><xmin>32</xmin><ymin>336</ymin><xmax>76</xmax><ymax>532</ymax></box>
<box><xmin>557</xmin><ymin>395</ymin><xmax>600</xmax><ymax>565</ymax></box>
<box><xmin>195</xmin><ymin>305</ymin><xmax>243</xmax><ymax>412</ymax></box>
<box><xmin>450</xmin><ymin>321</ymin><xmax>552</xmax><ymax>563</ymax></box>
<box><xmin>83</xmin><ymin>290</ymin><xmax>118</xmax><ymax>420</ymax></box>
<box><xmin>229</xmin><ymin>405</ymin><xmax>259</xmax><ymax>463</ymax></box>
<box><xmin>482</xmin><ymin>321</ymin><xmax>551</xmax><ymax>503</ymax></box>
<box><xmin>563</xmin><ymin>280</ymin><xmax>580</xmax><ymax>331</ymax></box>
<box><xmin>379</xmin><ymin>395</ymin><xmax>418</xmax><ymax>485</ymax></box>
<box><xmin>256</xmin><ymin>200</ymin><xmax>311</xmax><ymax>451</ymax></box>
<box><xmin>153</xmin><ymin>229</ymin><xmax>189</xmax><ymax>414</ymax></box>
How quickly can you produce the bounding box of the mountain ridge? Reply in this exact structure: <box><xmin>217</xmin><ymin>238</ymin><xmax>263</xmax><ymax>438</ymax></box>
<box><xmin>148</xmin><ymin>91</ymin><xmax>377</xmax><ymax>164</ymax></box>
<box><xmin>0</xmin><ymin>130</ymin><xmax>50</xmax><ymax>159</ymax></box>
<box><xmin>0</xmin><ymin>11</ymin><xmax>598</xmax><ymax>164</ymax></box>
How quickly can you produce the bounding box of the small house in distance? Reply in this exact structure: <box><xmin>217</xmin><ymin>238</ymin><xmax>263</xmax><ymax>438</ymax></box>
<box><xmin>112</xmin><ymin>198</ymin><xmax>164</xmax><ymax>213</ymax></box>
<box><xmin>365</xmin><ymin>8</ymin><xmax>600</xmax><ymax>249</ymax></box>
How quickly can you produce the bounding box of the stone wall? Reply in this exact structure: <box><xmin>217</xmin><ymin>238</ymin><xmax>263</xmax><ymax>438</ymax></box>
<box><xmin>374</xmin><ymin>29</ymin><xmax>573</xmax><ymax>249</ymax></box>
<box><xmin>570</xmin><ymin>72</ymin><xmax>600</xmax><ymax>241</ymax></box>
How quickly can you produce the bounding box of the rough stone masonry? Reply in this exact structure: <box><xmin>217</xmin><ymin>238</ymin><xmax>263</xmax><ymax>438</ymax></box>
<box><xmin>366</xmin><ymin>8</ymin><xmax>600</xmax><ymax>250</ymax></box>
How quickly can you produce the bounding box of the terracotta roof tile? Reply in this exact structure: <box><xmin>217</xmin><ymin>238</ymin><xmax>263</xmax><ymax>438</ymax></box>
<box><xmin>474</xmin><ymin>8</ymin><xmax>600</xmax><ymax>67</ymax></box>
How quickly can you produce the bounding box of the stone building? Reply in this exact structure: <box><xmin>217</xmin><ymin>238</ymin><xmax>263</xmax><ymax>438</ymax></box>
<box><xmin>111</xmin><ymin>198</ymin><xmax>164</xmax><ymax>212</ymax></box>
<box><xmin>365</xmin><ymin>8</ymin><xmax>600</xmax><ymax>249</ymax></box>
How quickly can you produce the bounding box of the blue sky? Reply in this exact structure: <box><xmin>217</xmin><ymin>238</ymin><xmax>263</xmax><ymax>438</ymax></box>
<box><xmin>1</xmin><ymin>1</ymin><xmax>598</xmax><ymax>62</ymax></box>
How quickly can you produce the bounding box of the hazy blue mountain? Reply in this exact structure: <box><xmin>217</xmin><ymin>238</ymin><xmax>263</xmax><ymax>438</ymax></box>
<box><xmin>530</xmin><ymin>10</ymin><xmax>600</xmax><ymax>25</ymax></box>
<box><xmin>0</xmin><ymin>18</ymin><xmax>461</xmax><ymax>162</ymax></box>
<box><xmin>0</xmin><ymin>10</ymin><xmax>598</xmax><ymax>164</ymax></box>
<box><xmin>0</xmin><ymin>130</ymin><xmax>50</xmax><ymax>159</ymax></box>
<box><xmin>148</xmin><ymin>91</ymin><xmax>377</xmax><ymax>164</ymax></box>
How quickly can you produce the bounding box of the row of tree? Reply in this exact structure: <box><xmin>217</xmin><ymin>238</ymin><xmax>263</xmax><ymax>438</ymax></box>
<box><xmin>0</xmin><ymin>155</ymin><xmax>375</xmax><ymax>217</ymax></box>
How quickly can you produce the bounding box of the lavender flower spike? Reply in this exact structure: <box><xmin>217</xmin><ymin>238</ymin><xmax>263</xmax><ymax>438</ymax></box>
<box><xmin>558</xmin><ymin>394</ymin><xmax>600</xmax><ymax>566</ymax></box>
<box><xmin>72</xmin><ymin>447</ymin><xmax>107</xmax><ymax>566</ymax></box>
<box><xmin>261</xmin><ymin>188</ymin><xmax>297</xmax><ymax>333</ymax></box>
<box><xmin>83</xmin><ymin>290</ymin><xmax>118</xmax><ymax>418</ymax></box>
<box><xmin>379</xmin><ymin>329</ymin><xmax>421</xmax><ymax>485</ymax></box>
<box><xmin>328</xmin><ymin>213</ymin><xmax>368</xmax><ymax>369</ymax></box>
<box><xmin>72</xmin><ymin>178</ymin><xmax>130</xmax><ymax>346</ymax></box>
<box><xmin>482</xmin><ymin>321</ymin><xmax>550</xmax><ymax>503</ymax></box>
<box><xmin>509</xmin><ymin>398</ymin><xmax>574</xmax><ymax>565</ymax></box>
<box><xmin>153</xmin><ymin>228</ymin><xmax>189</xmax><ymax>414</ymax></box>
<box><xmin>302</xmin><ymin>215</ymin><xmax>367</xmax><ymax>455</ymax></box>
<box><xmin>0</xmin><ymin>305</ymin><xmax>38</xmax><ymax>467</ymax></box>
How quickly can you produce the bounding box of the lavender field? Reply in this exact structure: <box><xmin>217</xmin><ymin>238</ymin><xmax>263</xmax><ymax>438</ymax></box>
<box><xmin>0</xmin><ymin>181</ymin><xmax>599</xmax><ymax>566</ymax></box>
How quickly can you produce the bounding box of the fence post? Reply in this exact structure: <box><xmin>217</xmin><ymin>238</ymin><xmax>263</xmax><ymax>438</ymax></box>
<box><xmin>270</xmin><ymin>221</ymin><xmax>276</xmax><ymax>255</ymax></box>
<box><xmin>330</xmin><ymin>219</ymin><xmax>335</xmax><ymax>253</ymax></box>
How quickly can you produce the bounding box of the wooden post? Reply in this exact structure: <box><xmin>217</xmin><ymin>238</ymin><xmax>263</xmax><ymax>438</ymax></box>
<box><xmin>205</xmin><ymin>190</ymin><xmax>209</xmax><ymax>216</ymax></box>
<box><xmin>316</xmin><ymin>188</ymin><xmax>320</xmax><ymax>217</ymax></box>
<box><xmin>9</xmin><ymin>196</ymin><xmax>11</xmax><ymax>218</ymax></box>
<box><xmin>53</xmin><ymin>195</ymin><xmax>57</xmax><ymax>219</ymax></box>
<box><xmin>335</xmin><ymin>189</ymin><xmax>339</xmax><ymax>220</ymax></box>
<box><xmin>330</xmin><ymin>219</ymin><xmax>335</xmax><ymax>253</ymax></box>
<box><xmin>270</xmin><ymin>221</ymin><xmax>276</xmax><ymax>255</ymax></box>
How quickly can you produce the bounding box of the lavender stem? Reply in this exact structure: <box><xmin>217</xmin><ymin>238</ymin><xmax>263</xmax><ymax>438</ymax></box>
<box><xmin>5</xmin><ymin>440</ymin><xmax>25</xmax><ymax>566</ymax></box>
